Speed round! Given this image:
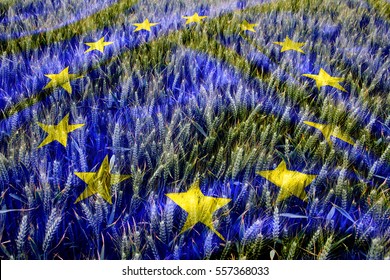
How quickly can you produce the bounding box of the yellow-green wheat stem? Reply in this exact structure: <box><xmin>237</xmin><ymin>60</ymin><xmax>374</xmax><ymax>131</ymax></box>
<box><xmin>368</xmin><ymin>0</ymin><xmax>390</xmax><ymax>21</ymax></box>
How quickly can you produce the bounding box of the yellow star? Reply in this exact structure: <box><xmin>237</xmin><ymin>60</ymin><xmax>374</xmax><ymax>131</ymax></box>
<box><xmin>257</xmin><ymin>161</ymin><xmax>316</xmax><ymax>202</ymax></box>
<box><xmin>133</xmin><ymin>19</ymin><xmax>159</xmax><ymax>32</ymax></box>
<box><xmin>240</xmin><ymin>20</ymin><xmax>258</xmax><ymax>32</ymax></box>
<box><xmin>44</xmin><ymin>67</ymin><xmax>83</xmax><ymax>94</ymax></box>
<box><xmin>37</xmin><ymin>113</ymin><xmax>84</xmax><ymax>148</ymax></box>
<box><xmin>182</xmin><ymin>13</ymin><xmax>207</xmax><ymax>24</ymax></box>
<box><xmin>84</xmin><ymin>37</ymin><xmax>113</xmax><ymax>54</ymax></box>
<box><xmin>302</xmin><ymin>68</ymin><xmax>347</xmax><ymax>92</ymax></box>
<box><xmin>273</xmin><ymin>36</ymin><xmax>305</xmax><ymax>53</ymax></box>
<box><xmin>303</xmin><ymin>121</ymin><xmax>354</xmax><ymax>146</ymax></box>
<box><xmin>166</xmin><ymin>180</ymin><xmax>231</xmax><ymax>241</ymax></box>
<box><xmin>74</xmin><ymin>156</ymin><xmax>131</xmax><ymax>204</ymax></box>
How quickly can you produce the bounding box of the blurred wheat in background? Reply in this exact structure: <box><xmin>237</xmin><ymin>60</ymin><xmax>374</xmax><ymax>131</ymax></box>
<box><xmin>0</xmin><ymin>0</ymin><xmax>389</xmax><ymax>260</ymax></box>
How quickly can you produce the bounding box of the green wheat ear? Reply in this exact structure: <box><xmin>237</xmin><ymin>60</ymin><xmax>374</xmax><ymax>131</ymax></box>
<box><xmin>2</xmin><ymin>0</ymin><xmax>390</xmax><ymax>261</ymax></box>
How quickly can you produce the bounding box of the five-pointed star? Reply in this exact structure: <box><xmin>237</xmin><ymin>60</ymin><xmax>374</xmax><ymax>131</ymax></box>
<box><xmin>302</xmin><ymin>68</ymin><xmax>347</xmax><ymax>92</ymax></box>
<box><xmin>133</xmin><ymin>19</ymin><xmax>159</xmax><ymax>32</ymax></box>
<box><xmin>37</xmin><ymin>113</ymin><xmax>84</xmax><ymax>148</ymax></box>
<box><xmin>273</xmin><ymin>36</ymin><xmax>305</xmax><ymax>53</ymax></box>
<box><xmin>304</xmin><ymin>121</ymin><xmax>354</xmax><ymax>146</ymax></box>
<box><xmin>166</xmin><ymin>180</ymin><xmax>231</xmax><ymax>241</ymax></box>
<box><xmin>84</xmin><ymin>37</ymin><xmax>113</xmax><ymax>54</ymax></box>
<box><xmin>240</xmin><ymin>20</ymin><xmax>258</xmax><ymax>32</ymax></box>
<box><xmin>257</xmin><ymin>161</ymin><xmax>317</xmax><ymax>202</ymax></box>
<box><xmin>44</xmin><ymin>67</ymin><xmax>83</xmax><ymax>94</ymax></box>
<box><xmin>74</xmin><ymin>156</ymin><xmax>131</xmax><ymax>204</ymax></box>
<box><xmin>182</xmin><ymin>13</ymin><xmax>207</xmax><ymax>24</ymax></box>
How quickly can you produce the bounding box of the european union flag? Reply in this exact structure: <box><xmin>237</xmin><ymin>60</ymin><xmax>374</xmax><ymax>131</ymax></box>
<box><xmin>0</xmin><ymin>0</ymin><xmax>389</xmax><ymax>260</ymax></box>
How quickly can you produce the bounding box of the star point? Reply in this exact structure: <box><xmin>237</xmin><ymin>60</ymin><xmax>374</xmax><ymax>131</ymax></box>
<box><xmin>74</xmin><ymin>156</ymin><xmax>131</xmax><ymax>204</ymax></box>
<box><xmin>303</xmin><ymin>121</ymin><xmax>354</xmax><ymax>146</ymax></box>
<box><xmin>166</xmin><ymin>180</ymin><xmax>231</xmax><ymax>241</ymax></box>
<box><xmin>84</xmin><ymin>37</ymin><xmax>113</xmax><ymax>54</ymax></box>
<box><xmin>44</xmin><ymin>67</ymin><xmax>83</xmax><ymax>94</ymax></box>
<box><xmin>182</xmin><ymin>13</ymin><xmax>207</xmax><ymax>24</ymax></box>
<box><xmin>133</xmin><ymin>19</ymin><xmax>159</xmax><ymax>32</ymax></box>
<box><xmin>257</xmin><ymin>161</ymin><xmax>317</xmax><ymax>202</ymax></box>
<box><xmin>273</xmin><ymin>36</ymin><xmax>305</xmax><ymax>53</ymax></box>
<box><xmin>302</xmin><ymin>68</ymin><xmax>347</xmax><ymax>92</ymax></box>
<box><xmin>240</xmin><ymin>20</ymin><xmax>258</xmax><ymax>32</ymax></box>
<box><xmin>37</xmin><ymin>113</ymin><xmax>84</xmax><ymax>148</ymax></box>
